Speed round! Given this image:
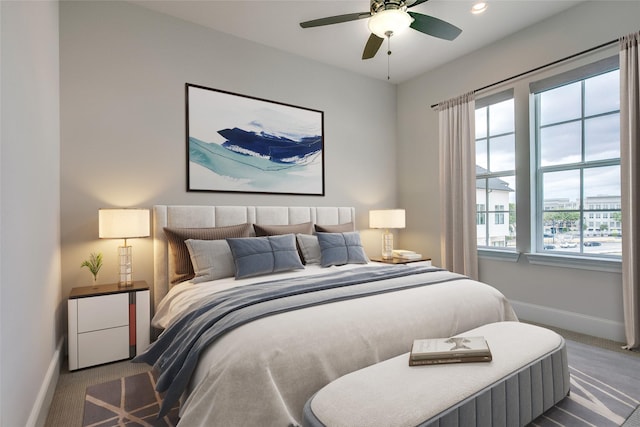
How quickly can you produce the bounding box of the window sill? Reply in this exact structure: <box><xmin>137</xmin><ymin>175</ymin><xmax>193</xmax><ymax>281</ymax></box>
<box><xmin>525</xmin><ymin>253</ymin><xmax>622</xmax><ymax>273</ymax></box>
<box><xmin>478</xmin><ymin>249</ymin><xmax>521</xmax><ymax>262</ymax></box>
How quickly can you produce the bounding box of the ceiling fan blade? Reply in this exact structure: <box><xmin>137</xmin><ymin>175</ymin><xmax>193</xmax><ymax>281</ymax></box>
<box><xmin>406</xmin><ymin>0</ymin><xmax>431</xmax><ymax>8</ymax></box>
<box><xmin>408</xmin><ymin>12</ymin><xmax>462</xmax><ymax>41</ymax></box>
<box><xmin>362</xmin><ymin>33</ymin><xmax>384</xmax><ymax>60</ymax></box>
<box><xmin>300</xmin><ymin>12</ymin><xmax>370</xmax><ymax>28</ymax></box>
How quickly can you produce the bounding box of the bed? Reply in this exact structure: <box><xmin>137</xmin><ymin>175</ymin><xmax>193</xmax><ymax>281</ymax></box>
<box><xmin>137</xmin><ymin>205</ymin><xmax>518</xmax><ymax>426</ymax></box>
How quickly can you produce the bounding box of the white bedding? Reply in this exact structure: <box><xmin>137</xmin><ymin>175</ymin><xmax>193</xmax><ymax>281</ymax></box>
<box><xmin>152</xmin><ymin>263</ymin><xmax>518</xmax><ymax>426</ymax></box>
<box><xmin>153</xmin><ymin>263</ymin><xmax>350</xmax><ymax>329</ymax></box>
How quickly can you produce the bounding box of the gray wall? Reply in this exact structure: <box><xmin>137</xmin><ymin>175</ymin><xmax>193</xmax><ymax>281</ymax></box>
<box><xmin>59</xmin><ymin>2</ymin><xmax>398</xmax><ymax>305</ymax></box>
<box><xmin>1</xmin><ymin>1</ymin><xmax>61</xmax><ymax>426</ymax></box>
<box><xmin>397</xmin><ymin>1</ymin><xmax>640</xmax><ymax>341</ymax></box>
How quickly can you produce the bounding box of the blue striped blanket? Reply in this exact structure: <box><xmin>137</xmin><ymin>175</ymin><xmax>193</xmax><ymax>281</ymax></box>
<box><xmin>135</xmin><ymin>264</ymin><xmax>461</xmax><ymax>416</ymax></box>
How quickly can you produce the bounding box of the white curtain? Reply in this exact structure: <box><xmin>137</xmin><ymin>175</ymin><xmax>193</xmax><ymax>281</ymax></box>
<box><xmin>620</xmin><ymin>31</ymin><xmax>640</xmax><ymax>350</ymax></box>
<box><xmin>438</xmin><ymin>92</ymin><xmax>478</xmax><ymax>280</ymax></box>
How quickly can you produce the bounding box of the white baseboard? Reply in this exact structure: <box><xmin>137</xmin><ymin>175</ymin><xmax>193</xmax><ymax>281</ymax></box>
<box><xmin>26</xmin><ymin>337</ymin><xmax>63</xmax><ymax>427</ymax></box>
<box><xmin>511</xmin><ymin>299</ymin><xmax>626</xmax><ymax>343</ymax></box>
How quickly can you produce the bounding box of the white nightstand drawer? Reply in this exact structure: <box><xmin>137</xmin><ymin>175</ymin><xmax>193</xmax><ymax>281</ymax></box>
<box><xmin>78</xmin><ymin>326</ymin><xmax>130</xmax><ymax>368</ymax></box>
<box><xmin>77</xmin><ymin>293</ymin><xmax>129</xmax><ymax>333</ymax></box>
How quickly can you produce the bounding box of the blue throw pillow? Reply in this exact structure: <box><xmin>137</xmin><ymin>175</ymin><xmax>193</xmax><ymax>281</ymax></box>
<box><xmin>226</xmin><ymin>234</ymin><xmax>304</xmax><ymax>279</ymax></box>
<box><xmin>316</xmin><ymin>232</ymin><xmax>369</xmax><ymax>267</ymax></box>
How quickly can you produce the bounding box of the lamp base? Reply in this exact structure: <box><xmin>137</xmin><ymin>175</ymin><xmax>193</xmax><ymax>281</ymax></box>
<box><xmin>118</xmin><ymin>245</ymin><xmax>133</xmax><ymax>287</ymax></box>
<box><xmin>381</xmin><ymin>230</ymin><xmax>394</xmax><ymax>260</ymax></box>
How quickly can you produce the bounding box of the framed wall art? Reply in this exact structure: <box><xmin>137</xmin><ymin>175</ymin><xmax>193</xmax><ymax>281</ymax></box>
<box><xmin>186</xmin><ymin>83</ymin><xmax>325</xmax><ymax>196</ymax></box>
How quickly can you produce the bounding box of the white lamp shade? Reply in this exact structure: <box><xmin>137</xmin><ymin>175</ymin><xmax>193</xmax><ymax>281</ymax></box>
<box><xmin>99</xmin><ymin>208</ymin><xmax>150</xmax><ymax>239</ymax></box>
<box><xmin>368</xmin><ymin>9</ymin><xmax>413</xmax><ymax>38</ymax></box>
<box><xmin>369</xmin><ymin>209</ymin><xmax>406</xmax><ymax>229</ymax></box>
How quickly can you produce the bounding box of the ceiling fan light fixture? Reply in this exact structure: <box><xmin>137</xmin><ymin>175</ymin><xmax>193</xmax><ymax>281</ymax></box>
<box><xmin>368</xmin><ymin>9</ymin><xmax>413</xmax><ymax>38</ymax></box>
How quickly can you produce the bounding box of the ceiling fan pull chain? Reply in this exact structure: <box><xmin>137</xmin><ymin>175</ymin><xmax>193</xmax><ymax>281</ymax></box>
<box><xmin>387</xmin><ymin>32</ymin><xmax>392</xmax><ymax>80</ymax></box>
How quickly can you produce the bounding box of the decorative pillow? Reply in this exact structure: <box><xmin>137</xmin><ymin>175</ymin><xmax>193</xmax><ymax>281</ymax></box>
<box><xmin>253</xmin><ymin>222</ymin><xmax>314</xmax><ymax>236</ymax></box>
<box><xmin>227</xmin><ymin>234</ymin><xmax>304</xmax><ymax>279</ymax></box>
<box><xmin>185</xmin><ymin>239</ymin><xmax>235</xmax><ymax>283</ymax></box>
<box><xmin>164</xmin><ymin>223</ymin><xmax>252</xmax><ymax>284</ymax></box>
<box><xmin>314</xmin><ymin>222</ymin><xmax>355</xmax><ymax>233</ymax></box>
<box><xmin>296</xmin><ymin>234</ymin><xmax>322</xmax><ymax>265</ymax></box>
<box><xmin>316</xmin><ymin>232</ymin><xmax>369</xmax><ymax>267</ymax></box>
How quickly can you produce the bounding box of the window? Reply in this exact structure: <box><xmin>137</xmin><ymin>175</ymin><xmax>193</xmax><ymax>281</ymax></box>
<box><xmin>475</xmin><ymin>90</ymin><xmax>516</xmax><ymax>249</ymax></box>
<box><xmin>494</xmin><ymin>205</ymin><xmax>505</xmax><ymax>224</ymax></box>
<box><xmin>475</xmin><ymin>55</ymin><xmax>622</xmax><ymax>270</ymax></box>
<box><xmin>532</xmin><ymin>64</ymin><xmax>621</xmax><ymax>257</ymax></box>
<box><xmin>477</xmin><ymin>204</ymin><xmax>486</xmax><ymax>225</ymax></box>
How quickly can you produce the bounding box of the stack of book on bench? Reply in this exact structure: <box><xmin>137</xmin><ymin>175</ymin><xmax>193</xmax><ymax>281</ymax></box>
<box><xmin>409</xmin><ymin>336</ymin><xmax>492</xmax><ymax>366</ymax></box>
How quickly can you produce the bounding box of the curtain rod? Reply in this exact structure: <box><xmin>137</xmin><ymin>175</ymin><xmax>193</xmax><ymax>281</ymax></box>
<box><xmin>430</xmin><ymin>38</ymin><xmax>618</xmax><ymax>109</ymax></box>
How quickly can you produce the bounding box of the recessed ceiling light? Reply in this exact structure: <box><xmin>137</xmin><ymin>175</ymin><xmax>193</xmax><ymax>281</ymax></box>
<box><xmin>471</xmin><ymin>2</ymin><xmax>488</xmax><ymax>14</ymax></box>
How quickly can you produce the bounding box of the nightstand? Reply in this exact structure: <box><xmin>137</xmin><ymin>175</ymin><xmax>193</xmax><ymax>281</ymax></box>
<box><xmin>371</xmin><ymin>257</ymin><xmax>432</xmax><ymax>266</ymax></box>
<box><xmin>68</xmin><ymin>281</ymin><xmax>150</xmax><ymax>370</ymax></box>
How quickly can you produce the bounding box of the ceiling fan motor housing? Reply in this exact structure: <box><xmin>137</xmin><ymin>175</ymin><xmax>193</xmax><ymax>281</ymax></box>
<box><xmin>371</xmin><ymin>0</ymin><xmax>408</xmax><ymax>14</ymax></box>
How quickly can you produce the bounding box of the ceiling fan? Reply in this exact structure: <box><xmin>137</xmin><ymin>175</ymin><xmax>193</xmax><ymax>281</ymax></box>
<box><xmin>300</xmin><ymin>0</ymin><xmax>462</xmax><ymax>60</ymax></box>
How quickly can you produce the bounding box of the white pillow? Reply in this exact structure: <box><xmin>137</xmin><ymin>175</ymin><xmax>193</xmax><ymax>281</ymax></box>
<box><xmin>296</xmin><ymin>233</ymin><xmax>322</xmax><ymax>264</ymax></box>
<box><xmin>185</xmin><ymin>239</ymin><xmax>235</xmax><ymax>283</ymax></box>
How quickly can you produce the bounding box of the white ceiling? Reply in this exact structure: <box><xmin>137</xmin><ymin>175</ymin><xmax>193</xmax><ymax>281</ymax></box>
<box><xmin>131</xmin><ymin>0</ymin><xmax>583</xmax><ymax>83</ymax></box>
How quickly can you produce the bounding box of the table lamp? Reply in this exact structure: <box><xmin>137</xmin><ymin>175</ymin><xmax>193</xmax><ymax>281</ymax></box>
<box><xmin>369</xmin><ymin>209</ymin><xmax>406</xmax><ymax>259</ymax></box>
<box><xmin>98</xmin><ymin>208</ymin><xmax>150</xmax><ymax>286</ymax></box>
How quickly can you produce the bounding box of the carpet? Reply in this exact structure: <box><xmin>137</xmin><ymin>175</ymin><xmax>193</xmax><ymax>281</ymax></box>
<box><xmin>83</xmin><ymin>339</ymin><xmax>639</xmax><ymax>427</ymax></box>
<box><xmin>82</xmin><ymin>370</ymin><xmax>179</xmax><ymax>427</ymax></box>
<box><xmin>530</xmin><ymin>340</ymin><xmax>640</xmax><ymax>426</ymax></box>
<box><xmin>623</xmin><ymin>405</ymin><xmax>640</xmax><ymax>427</ymax></box>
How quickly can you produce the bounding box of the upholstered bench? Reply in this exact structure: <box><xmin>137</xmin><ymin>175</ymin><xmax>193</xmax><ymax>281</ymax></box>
<box><xmin>303</xmin><ymin>321</ymin><xmax>569</xmax><ymax>427</ymax></box>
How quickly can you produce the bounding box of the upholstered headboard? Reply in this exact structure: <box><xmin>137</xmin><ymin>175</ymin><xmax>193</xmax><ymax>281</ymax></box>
<box><xmin>152</xmin><ymin>205</ymin><xmax>356</xmax><ymax>309</ymax></box>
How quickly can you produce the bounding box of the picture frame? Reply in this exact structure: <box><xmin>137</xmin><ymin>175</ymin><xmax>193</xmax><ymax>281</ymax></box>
<box><xmin>186</xmin><ymin>83</ymin><xmax>325</xmax><ymax>196</ymax></box>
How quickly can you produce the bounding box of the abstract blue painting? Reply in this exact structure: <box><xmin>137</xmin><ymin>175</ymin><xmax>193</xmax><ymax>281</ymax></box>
<box><xmin>186</xmin><ymin>84</ymin><xmax>324</xmax><ymax>195</ymax></box>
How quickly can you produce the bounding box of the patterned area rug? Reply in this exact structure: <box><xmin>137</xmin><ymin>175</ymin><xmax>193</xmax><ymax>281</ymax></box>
<box><xmin>82</xmin><ymin>371</ymin><xmax>179</xmax><ymax>427</ymax></box>
<box><xmin>531</xmin><ymin>340</ymin><xmax>640</xmax><ymax>426</ymax></box>
<box><xmin>83</xmin><ymin>339</ymin><xmax>639</xmax><ymax>427</ymax></box>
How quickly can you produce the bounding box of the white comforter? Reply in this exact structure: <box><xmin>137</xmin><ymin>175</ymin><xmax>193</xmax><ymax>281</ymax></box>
<box><xmin>153</xmin><ymin>263</ymin><xmax>518</xmax><ymax>426</ymax></box>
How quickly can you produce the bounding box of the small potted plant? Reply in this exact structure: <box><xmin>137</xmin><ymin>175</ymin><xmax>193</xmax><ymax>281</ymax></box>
<box><xmin>81</xmin><ymin>252</ymin><xmax>103</xmax><ymax>287</ymax></box>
